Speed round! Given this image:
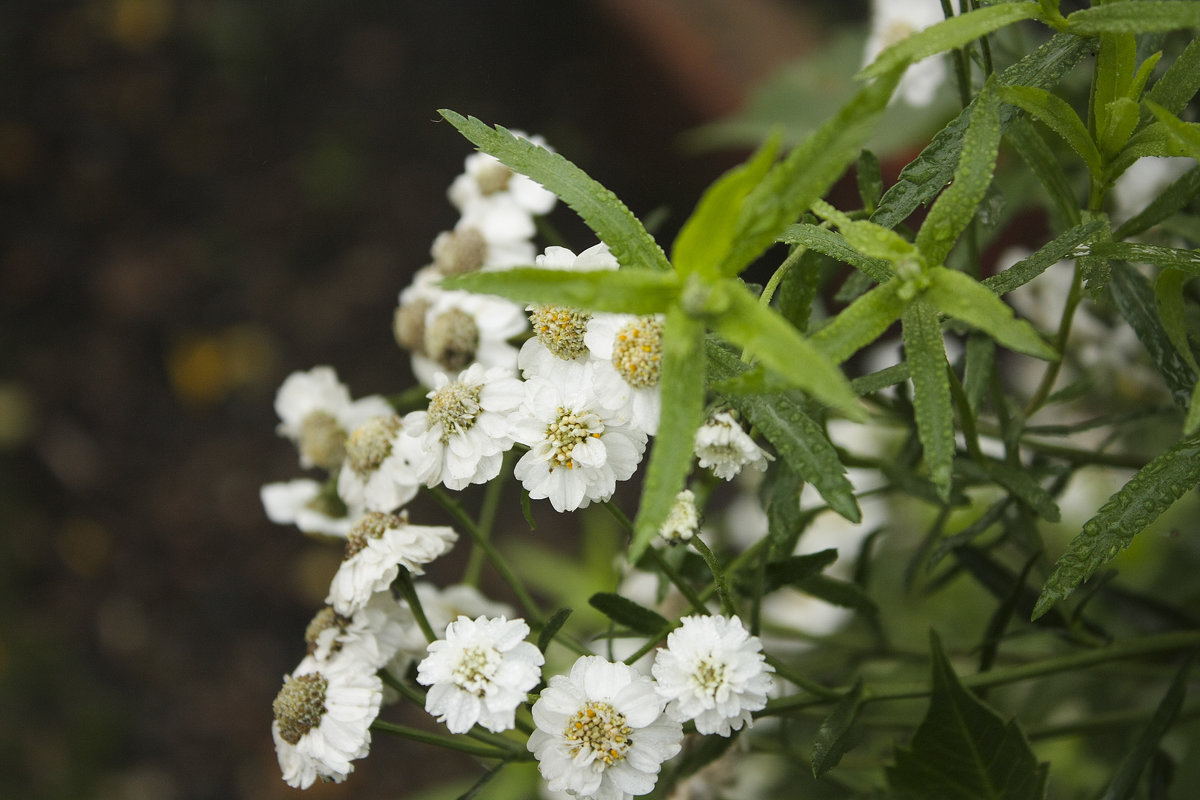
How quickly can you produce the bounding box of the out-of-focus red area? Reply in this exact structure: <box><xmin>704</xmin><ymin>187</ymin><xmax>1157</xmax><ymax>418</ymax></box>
<box><xmin>0</xmin><ymin>1</ymin><xmax>833</xmax><ymax>797</ymax></box>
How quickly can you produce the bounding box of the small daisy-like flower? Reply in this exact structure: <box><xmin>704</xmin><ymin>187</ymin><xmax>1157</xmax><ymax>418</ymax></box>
<box><xmin>528</xmin><ymin>655</ymin><xmax>683</xmax><ymax>800</ymax></box>
<box><xmin>306</xmin><ymin>592</ymin><xmax>409</xmax><ymax>671</ymax></box>
<box><xmin>652</xmin><ymin>615</ymin><xmax>774</xmax><ymax>737</ymax></box>
<box><xmin>416</xmin><ymin>615</ymin><xmax>544</xmax><ymax>734</ymax></box>
<box><xmin>864</xmin><ymin>0</ymin><xmax>947</xmax><ymax>107</ymax></box>
<box><xmin>326</xmin><ymin>511</ymin><xmax>457</xmax><ymax>616</ymax></box>
<box><xmin>403</xmin><ymin>364</ymin><xmax>524</xmax><ymax>490</ymax></box>
<box><xmin>274</xmin><ymin>366</ymin><xmax>394</xmax><ymax>471</ymax></box>
<box><xmin>586</xmin><ymin>313</ymin><xmax>664</xmax><ymax>435</ymax></box>
<box><xmin>694</xmin><ymin>411</ymin><xmax>772</xmax><ymax>481</ymax></box>
<box><xmin>430</xmin><ymin>206</ymin><xmax>536</xmax><ymax>277</ymax></box>
<box><xmin>658</xmin><ymin>489</ymin><xmax>699</xmax><ymax>545</ymax></box>
<box><xmin>511</xmin><ymin>363</ymin><xmax>647</xmax><ymax>512</ymax></box>
<box><xmin>337</xmin><ymin>414</ymin><xmax>420</xmax><ymax>513</ymax></box>
<box><xmin>271</xmin><ymin>654</ymin><xmax>382</xmax><ymax>789</ymax></box>
<box><xmin>260</xmin><ymin>479</ymin><xmax>353</xmax><ymax>538</ymax></box>
<box><xmin>411</xmin><ymin>291</ymin><xmax>528</xmax><ymax>387</ymax></box>
<box><xmin>449</xmin><ymin>133</ymin><xmax>558</xmax><ymax>219</ymax></box>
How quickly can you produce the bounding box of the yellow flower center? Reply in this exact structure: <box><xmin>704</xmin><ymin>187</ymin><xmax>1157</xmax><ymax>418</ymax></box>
<box><xmin>564</xmin><ymin>701</ymin><xmax>632</xmax><ymax>766</ymax></box>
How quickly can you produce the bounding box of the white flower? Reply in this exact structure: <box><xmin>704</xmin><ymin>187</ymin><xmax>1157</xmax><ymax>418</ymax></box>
<box><xmin>271</xmin><ymin>654</ymin><xmax>382</xmax><ymax>789</ymax></box>
<box><xmin>694</xmin><ymin>412</ymin><xmax>772</xmax><ymax>481</ymax></box>
<box><xmin>585</xmin><ymin>313</ymin><xmax>664</xmax><ymax>435</ymax></box>
<box><xmin>306</xmin><ymin>593</ymin><xmax>410</xmax><ymax>671</ymax></box>
<box><xmin>411</xmin><ymin>290</ymin><xmax>528</xmax><ymax>387</ymax></box>
<box><xmin>449</xmin><ymin>134</ymin><xmax>558</xmax><ymax>219</ymax></box>
<box><xmin>260</xmin><ymin>479</ymin><xmax>354</xmax><ymax>538</ymax></box>
<box><xmin>274</xmin><ymin>366</ymin><xmax>394</xmax><ymax>471</ymax></box>
<box><xmin>864</xmin><ymin>0</ymin><xmax>947</xmax><ymax>107</ymax></box>
<box><xmin>336</xmin><ymin>414</ymin><xmax>420</xmax><ymax>513</ymax></box>
<box><xmin>403</xmin><ymin>364</ymin><xmax>524</xmax><ymax>490</ymax></box>
<box><xmin>326</xmin><ymin>511</ymin><xmax>457</xmax><ymax>616</ymax></box>
<box><xmin>528</xmin><ymin>655</ymin><xmax>683</xmax><ymax>800</ymax></box>
<box><xmin>652</xmin><ymin>615</ymin><xmax>774</xmax><ymax>736</ymax></box>
<box><xmin>511</xmin><ymin>362</ymin><xmax>647</xmax><ymax>512</ymax></box>
<box><xmin>416</xmin><ymin>615</ymin><xmax>544</xmax><ymax>734</ymax></box>
<box><xmin>658</xmin><ymin>489</ymin><xmax>699</xmax><ymax>545</ymax></box>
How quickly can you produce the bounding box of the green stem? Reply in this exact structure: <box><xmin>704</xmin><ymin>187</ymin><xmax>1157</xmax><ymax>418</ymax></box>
<box><xmin>941</xmin><ymin>0</ymin><xmax>974</xmax><ymax>108</ymax></box>
<box><xmin>759</xmin><ymin>244</ymin><xmax>808</xmax><ymax>308</ymax></box>
<box><xmin>601</xmin><ymin>501</ymin><xmax>708</xmax><ymax>615</ymax></box>
<box><xmin>691</xmin><ymin>535</ymin><xmax>737</xmax><ymax>618</ymax></box>
<box><xmin>763</xmin><ymin>653</ymin><xmax>841</xmax><ymax>701</ymax></box>
<box><xmin>463</xmin><ymin>455</ymin><xmax>509</xmax><ymax>587</ymax></box>
<box><xmin>393</xmin><ymin>569</ymin><xmax>438</xmax><ymax>644</ymax></box>
<box><xmin>370</xmin><ymin>720</ymin><xmax>527</xmax><ymax>760</ymax></box>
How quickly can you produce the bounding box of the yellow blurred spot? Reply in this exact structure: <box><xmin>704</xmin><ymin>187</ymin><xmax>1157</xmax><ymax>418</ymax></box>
<box><xmin>0</xmin><ymin>382</ymin><xmax>35</xmax><ymax>449</ymax></box>
<box><xmin>167</xmin><ymin>325</ymin><xmax>280</xmax><ymax>406</ymax></box>
<box><xmin>110</xmin><ymin>0</ymin><xmax>172</xmax><ymax>50</ymax></box>
<box><xmin>168</xmin><ymin>336</ymin><xmax>226</xmax><ymax>406</ymax></box>
<box><xmin>56</xmin><ymin>518</ymin><xmax>112</xmax><ymax>578</ymax></box>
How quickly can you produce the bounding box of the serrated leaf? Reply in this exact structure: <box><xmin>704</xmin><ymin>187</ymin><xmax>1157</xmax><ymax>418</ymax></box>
<box><xmin>859</xmin><ymin>3</ymin><xmax>1045</xmax><ymax>82</ymax></box>
<box><xmin>985</xmin><ymin>219</ymin><xmax>1106</xmax><ymax>295</ymax></box>
<box><xmin>927</xmin><ymin>267</ymin><xmax>1058</xmax><ymax>360</ymax></box>
<box><xmin>778</xmin><ymin>223</ymin><xmax>893</xmax><ymax>284</ymax></box>
<box><xmin>706</xmin><ymin>280</ymin><xmax>863</xmax><ymax>418</ymax></box>
<box><xmin>1155</xmin><ymin>268</ymin><xmax>1200</xmax><ymax>374</ymax></box>
<box><xmin>537</xmin><ymin>608</ymin><xmax>573</xmax><ymax>653</ymax></box>
<box><xmin>998</xmin><ymin>85</ymin><xmax>1102</xmax><ymax>182</ymax></box>
<box><xmin>721</xmin><ymin>65</ymin><xmax>903</xmax><ymax>278</ymax></box>
<box><xmin>873</xmin><ymin>34</ymin><xmax>1093</xmax><ymax>230</ymax></box>
<box><xmin>1109</xmin><ymin>261</ymin><xmax>1198</xmax><ymax>410</ymax></box>
<box><xmin>1099</xmin><ymin>656</ymin><xmax>1193</xmax><ymax>800</ymax></box>
<box><xmin>762</xmin><ymin>549</ymin><xmax>839</xmax><ymax>593</ymax></box>
<box><xmin>442</xmin><ymin>267</ymin><xmax>680</xmax><ymax>314</ymax></box>
<box><xmin>810</xmin><ymin>279</ymin><xmax>908</xmax><ymax>365</ymax></box>
<box><xmin>630</xmin><ymin>307</ymin><xmax>706</xmax><ymax>562</ymax></box>
<box><xmin>673</xmin><ymin>131</ymin><xmax>781</xmax><ymax>278</ymax></box>
<box><xmin>1065</xmin><ymin>2</ymin><xmax>1200</xmax><ymax>35</ymax></box>
<box><xmin>438</xmin><ymin>111</ymin><xmax>670</xmax><ymax>272</ymax></box>
<box><xmin>1114</xmin><ymin>164</ymin><xmax>1200</xmax><ymax>239</ymax></box>
<box><xmin>886</xmin><ymin>632</ymin><xmax>1050</xmax><ymax>800</ymax></box>
<box><xmin>1033</xmin><ymin>430</ymin><xmax>1200</xmax><ymax>619</ymax></box>
<box><xmin>588</xmin><ymin>592</ymin><xmax>670</xmax><ymax>635</ymax></box>
<box><xmin>904</xmin><ymin>299</ymin><xmax>955</xmax><ymax>502</ymax></box>
<box><xmin>812</xmin><ymin>679</ymin><xmax>866</xmax><ymax>778</ymax></box>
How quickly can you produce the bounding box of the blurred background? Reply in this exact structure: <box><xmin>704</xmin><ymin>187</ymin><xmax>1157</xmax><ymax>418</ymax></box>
<box><xmin>0</xmin><ymin>1</ymin><xmax>883</xmax><ymax>798</ymax></box>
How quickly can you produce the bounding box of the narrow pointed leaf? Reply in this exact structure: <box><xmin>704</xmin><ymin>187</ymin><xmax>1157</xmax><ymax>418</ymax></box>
<box><xmin>793</xmin><ymin>574</ymin><xmax>878</xmax><ymax>614</ymax></box>
<box><xmin>903</xmin><ymin>299</ymin><xmax>955</xmax><ymax>502</ymax></box>
<box><xmin>630</xmin><ymin>307</ymin><xmax>706</xmax><ymax>562</ymax></box>
<box><xmin>1033</xmin><ymin>430</ymin><xmax>1200</xmax><ymax>619</ymax></box>
<box><xmin>1128</xmin><ymin>51</ymin><xmax>1163</xmax><ymax>108</ymax></box>
<box><xmin>1114</xmin><ymin>164</ymin><xmax>1200</xmax><ymax>240</ymax></box>
<box><xmin>537</xmin><ymin>608</ymin><xmax>573</xmax><ymax>654</ymax></box>
<box><xmin>1004</xmin><ymin>115</ymin><xmax>1083</xmax><ymax>225</ymax></box>
<box><xmin>979</xmin><ymin>459</ymin><xmax>1061</xmax><ymax>522</ymax></box>
<box><xmin>707</xmin><ymin>280</ymin><xmax>863</xmax><ymax>418</ymax></box>
<box><xmin>858</xmin><ymin>149</ymin><xmax>884</xmax><ymax>212</ymax></box>
<box><xmin>858</xmin><ymin>3</ymin><xmax>1044</xmax><ymax>82</ymax></box>
<box><xmin>927</xmin><ymin>267</ymin><xmax>1058</xmax><ymax>360</ymax></box>
<box><xmin>998</xmin><ymin>85</ymin><xmax>1102</xmax><ymax>182</ymax></box>
<box><xmin>1094</xmin><ymin>34</ymin><xmax>1138</xmax><ymax>129</ymax></box>
<box><xmin>588</xmin><ymin>592</ymin><xmax>670</xmax><ymax>635</ymax></box>
<box><xmin>1187</xmin><ymin>379</ymin><xmax>1200</xmax><ymax>435</ymax></box>
<box><xmin>918</xmin><ymin>78</ymin><xmax>1003</xmax><ymax>267</ymax></box>
<box><xmin>1155</xmin><ymin>268</ymin><xmax>1199</xmax><ymax>374</ymax></box>
<box><xmin>1065</xmin><ymin>2</ymin><xmax>1200</xmax><ymax>35</ymax></box>
<box><xmin>813</xmin><ymin>199</ymin><xmax>921</xmax><ymax>264</ymax></box>
<box><xmin>886</xmin><ymin>632</ymin><xmax>1049</xmax><ymax>800</ymax></box>
<box><xmin>985</xmin><ymin>219</ymin><xmax>1106</xmax><ymax>295</ymax></box>
<box><xmin>1147</xmin><ymin>99</ymin><xmax>1200</xmax><ymax>161</ymax></box>
<box><xmin>721</xmin><ymin>65</ymin><xmax>903</xmax><ymax>277</ymax></box>
<box><xmin>1109</xmin><ymin>261</ymin><xmax>1198</xmax><ymax>410</ymax></box>
<box><xmin>810</xmin><ymin>279</ymin><xmax>908</xmax><ymax>365</ymax></box>
<box><xmin>778</xmin><ymin>246</ymin><xmax>824</xmax><ymax>333</ymax></box>
<box><xmin>442</xmin><ymin>267</ymin><xmax>680</xmax><ymax>314</ymax></box>
<box><xmin>1088</xmin><ymin>242</ymin><xmax>1200</xmax><ymax>275</ymax></box>
<box><xmin>874</xmin><ymin>34</ymin><xmax>1094</xmax><ymax>229</ymax></box>
<box><xmin>673</xmin><ymin>131</ymin><xmax>781</xmax><ymax>278</ymax></box>
<box><xmin>812</xmin><ymin>679</ymin><xmax>866</xmax><ymax>778</ymax></box>
<box><xmin>778</xmin><ymin>223</ymin><xmax>893</xmax><ymax>284</ymax></box>
<box><xmin>762</xmin><ymin>549</ymin><xmax>840</xmax><ymax>594</ymax></box>
<box><xmin>438</xmin><ymin>110</ymin><xmax>671</xmax><ymax>272</ymax></box>
<box><xmin>1144</xmin><ymin>37</ymin><xmax>1200</xmax><ymax>117</ymax></box>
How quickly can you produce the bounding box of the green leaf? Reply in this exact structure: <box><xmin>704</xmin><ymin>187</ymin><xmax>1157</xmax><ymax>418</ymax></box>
<box><xmin>811</xmin><ymin>280</ymin><xmax>908</xmax><ymax>365</ymax></box>
<box><xmin>858</xmin><ymin>3</ymin><xmax>1045</xmax><ymax>82</ymax></box>
<box><xmin>1004</xmin><ymin>115</ymin><xmax>1084</xmax><ymax>225</ymax></box>
<box><xmin>1128</xmin><ymin>51</ymin><xmax>1163</xmax><ymax>108</ymax></box>
<box><xmin>852</xmin><ymin>362</ymin><xmax>911</xmax><ymax>396</ymax></box>
<box><xmin>1144</xmin><ymin>37</ymin><xmax>1200</xmax><ymax>117</ymax></box>
<box><xmin>793</xmin><ymin>574</ymin><xmax>878</xmax><ymax>615</ymax></box>
<box><xmin>630</xmin><ymin>307</ymin><xmax>707</xmax><ymax>562</ymax></box>
<box><xmin>858</xmin><ymin>149</ymin><xmax>884</xmax><ymax>212</ymax></box>
<box><xmin>1155</xmin><ymin>268</ymin><xmax>1200</xmax><ymax>374</ymax></box>
<box><xmin>1065</xmin><ymin>2</ymin><xmax>1200</xmax><ymax>35</ymax></box>
<box><xmin>442</xmin><ymin>267</ymin><xmax>680</xmax><ymax>314</ymax></box>
<box><xmin>812</xmin><ymin>679</ymin><xmax>866</xmax><ymax>778</ymax></box>
<box><xmin>1033</xmin><ymin>430</ymin><xmax>1200</xmax><ymax>619</ymax></box>
<box><xmin>984</xmin><ymin>218</ymin><xmax>1107</xmax><ymax>295</ymax></box>
<box><xmin>903</xmin><ymin>298</ymin><xmax>955</xmax><ymax>503</ymax></box>
<box><xmin>536</xmin><ymin>608</ymin><xmax>573</xmax><ymax>653</ymax></box>
<box><xmin>998</xmin><ymin>85</ymin><xmax>1102</xmax><ymax>182</ymax></box>
<box><xmin>1109</xmin><ymin>261</ymin><xmax>1199</xmax><ymax>410</ymax></box>
<box><xmin>1094</xmin><ymin>33</ymin><xmax>1138</xmax><ymax>131</ymax></box>
<box><xmin>1100</xmin><ymin>96</ymin><xmax>1141</xmax><ymax>160</ymax></box>
<box><xmin>588</xmin><ymin>592</ymin><xmax>670</xmax><ymax>635</ymax></box>
<box><xmin>1187</xmin><ymin>379</ymin><xmax>1200</xmax><ymax>435</ymax></box>
<box><xmin>927</xmin><ymin>267</ymin><xmax>1059</xmax><ymax>360</ymax></box>
<box><xmin>705</xmin><ymin>279</ymin><xmax>863</xmax><ymax>418</ymax></box>
<box><xmin>1113</xmin><ymin>164</ymin><xmax>1200</xmax><ymax>239</ymax></box>
<box><xmin>778</xmin><ymin>247</ymin><xmax>824</xmax><ymax>333</ymax></box>
<box><xmin>873</xmin><ymin>33</ymin><xmax>1094</xmax><ymax>230</ymax></box>
<box><xmin>777</xmin><ymin>223</ymin><xmax>893</xmax><ymax>284</ymax></box>
<box><xmin>1099</xmin><ymin>656</ymin><xmax>1193</xmax><ymax>800</ymax></box>
<box><xmin>719</xmin><ymin>65</ymin><xmax>903</xmax><ymax>278</ymax></box>
<box><xmin>673</xmin><ymin>131</ymin><xmax>781</xmax><ymax>278</ymax></box>
<box><xmin>1087</xmin><ymin>242</ymin><xmax>1200</xmax><ymax>276</ymax></box>
<box><xmin>812</xmin><ymin>199</ymin><xmax>919</xmax><ymax>264</ymax></box>
<box><xmin>917</xmin><ymin>78</ymin><xmax>1003</xmax><ymax>267</ymax></box>
<box><xmin>761</xmin><ymin>549</ymin><xmax>840</xmax><ymax>594</ymax></box>
<box><xmin>979</xmin><ymin>459</ymin><xmax>1061</xmax><ymax>522</ymax></box>
<box><xmin>438</xmin><ymin>111</ymin><xmax>671</xmax><ymax>272</ymax></box>
<box><xmin>886</xmin><ymin>632</ymin><xmax>1050</xmax><ymax>800</ymax></box>
<box><xmin>1147</xmin><ymin>99</ymin><xmax>1200</xmax><ymax>161</ymax></box>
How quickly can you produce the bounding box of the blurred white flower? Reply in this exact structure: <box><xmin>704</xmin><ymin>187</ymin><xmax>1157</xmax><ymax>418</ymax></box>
<box><xmin>448</xmin><ymin>133</ymin><xmax>558</xmax><ymax>219</ymax></box>
<box><xmin>336</xmin><ymin>414</ymin><xmax>420</xmax><ymax>513</ymax></box>
<box><xmin>864</xmin><ymin>0</ymin><xmax>948</xmax><ymax>107</ymax></box>
<box><xmin>260</xmin><ymin>478</ymin><xmax>353</xmax><ymax>538</ymax></box>
<box><xmin>273</xmin><ymin>366</ymin><xmax>393</xmax><ymax>471</ymax></box>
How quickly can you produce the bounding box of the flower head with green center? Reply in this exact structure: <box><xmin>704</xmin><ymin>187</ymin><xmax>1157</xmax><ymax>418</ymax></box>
<box><xmin>528</xmin><ymin>655</ymin><xmax>682</xmax><ymax>800</ymax></box>
<box><xmin>337</xmin><ymin>415</ymin><xmax>420</xmax><ymax>514</ymax></box>
<box><xmin>694</xmin><ymin>411</ymin><xmax>772</xmax><ymax>481</ymax></box>
<box><xmin>585</xmin><ymin>313</ymin><xmax>665</xmax><ymax>435</ymax></box>
<box><xmin>273</xmin><ymin>366</ymin><xmax>393</xmax><ymax>471</ymax></box>
<box><xmin>416</xmin><ymin>615</ymin><xmax>543</xmax><ymax>734</ymax></box>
